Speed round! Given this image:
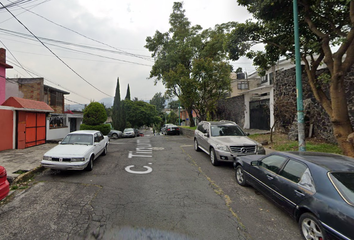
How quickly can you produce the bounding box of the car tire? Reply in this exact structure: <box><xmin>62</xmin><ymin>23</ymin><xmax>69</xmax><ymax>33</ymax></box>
<box><xmin>210</xmin><ymin>148</ymin><xmax>219</xmax><ymax>166</ymax></box>
<box><xmin>102</xmin><ymin>144</ymin><xmax>108</xmax><ymax>156</ymax></box>
<box><xmin>299</xmin><ymin>213</ymin><xmax>327</xmax><ymax>240</ymax></box>
<box><xmin>112</xmin><ymin>133</ymin><xmax>118</xmax><ymax>139</ymax></box>
<box><xmin>235</xmin><ymin>165</ymin><xmax>248</xmax><ymax>186</ymax></box>
<box><xmin>85</xmin><ymin>156</ymin><xmax>94</xmax><ymax>171</ymax></box>
<box><xmin>194</xmin><ymin>139</ymin><xmax>201</xmax><ymax>151</ymax></box>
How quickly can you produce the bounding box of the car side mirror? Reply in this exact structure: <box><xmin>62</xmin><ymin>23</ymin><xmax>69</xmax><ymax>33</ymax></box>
<box><xmin>203</xmin><ymin>132</ymin><xmax>209</xmax><ymax>137</ymax></box>
<box><xmin>245</xmin><ymin>132</ymin><xmax>250</xmax><ymax>136</ymax></box>
<box><xmin>251</xmin><ymin>160</ymin><xmax>259</xmax><ymax>166</ymax></box>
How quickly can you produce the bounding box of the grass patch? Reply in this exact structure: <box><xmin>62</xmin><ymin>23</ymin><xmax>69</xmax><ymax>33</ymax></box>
<box><xmin>180</xmin><ymin>126</ymin><xmax>197</xmax><ymax>130</ymax></box>
<box><xmin>249</xmin><ymin>133</ymin><xmax>342</xmax><ymax>154</ymax></box>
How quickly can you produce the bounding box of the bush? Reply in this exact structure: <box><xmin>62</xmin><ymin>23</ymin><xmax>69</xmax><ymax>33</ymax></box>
<box><xmin>80</xmin><ymin>124</ymin><xmax>111</xmax><ymax>135</ymax></box>
<box><xmin>83</xmin><ymin>102</ymin><xmax>107</xmax><ymax>125</ymax></box>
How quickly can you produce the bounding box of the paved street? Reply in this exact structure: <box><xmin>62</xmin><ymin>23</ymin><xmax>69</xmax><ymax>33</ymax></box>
<box><xmin>0</xmin><ymin>131</ymin><xmax>301</xmax><ymax>240</ymax></box>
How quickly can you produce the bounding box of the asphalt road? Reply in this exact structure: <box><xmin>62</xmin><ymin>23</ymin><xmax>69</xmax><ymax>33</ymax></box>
<box><xmin>0</xmin><ymin>130</ymin><xmax>302</xmax><ymax>240</ymax></box>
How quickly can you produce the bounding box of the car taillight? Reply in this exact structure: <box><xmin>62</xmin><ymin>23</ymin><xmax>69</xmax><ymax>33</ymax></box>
<box><xmin>0</xmin><ymin>169</ymin><xmax>7</xmax><ymax>178</ymax></box>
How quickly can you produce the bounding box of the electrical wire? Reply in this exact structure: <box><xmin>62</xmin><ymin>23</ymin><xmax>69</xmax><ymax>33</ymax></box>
<box><xmin>0</xmin><ymin>2</ymin><xmax>113</xmax><ymax>97</ymax></box>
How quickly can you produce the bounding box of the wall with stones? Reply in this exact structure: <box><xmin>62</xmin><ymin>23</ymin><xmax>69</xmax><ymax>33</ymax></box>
<box><xmin>216</xmin><ymin>95</ymin><xmax>245</xmax><ymax>126</ymax></box>
<box><xmin>274</xmin><ymin>66</ymin><xmax>354</xmax><ymax>144</ymax></box>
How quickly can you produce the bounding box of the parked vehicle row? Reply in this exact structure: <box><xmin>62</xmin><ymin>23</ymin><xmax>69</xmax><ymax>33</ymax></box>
<box><xmin>193</xmin><ymin>120</ymin><xmax>354</xmax><ymax>240</ymax></box>
<box><xmin>41</xmin><ymin>130</ymin><xmax>109</xmax><ymax>171</ymax></box>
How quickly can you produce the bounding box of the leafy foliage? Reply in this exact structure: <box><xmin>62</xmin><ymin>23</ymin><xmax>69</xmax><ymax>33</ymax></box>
<box><xmin>124</xmin><ymin>99</ymin><xmax>161</xmax><ymax>128</ymax></box>
<box><xmin>82</xmin><ymin>102</ymin><xmax>107</xmax><ymax>125</ymax></box>
<box><xmin>150</xmin><ymin>92</ymin><xmax>166</xmax><ymax>113</ymax></box>
<box><xmin>80</xmin><ymin>123</ymin><xmax>111</xmax><ymax>135</ymax></box>
<box><xmin>112</xmin><ymin>78</ymin><xmax>125</xmax><ymax>131</ymax></box>
<box><xmin>145</xmin><ymin>2</ymin><xmax>234</xmax><ymax>126</ymax></box>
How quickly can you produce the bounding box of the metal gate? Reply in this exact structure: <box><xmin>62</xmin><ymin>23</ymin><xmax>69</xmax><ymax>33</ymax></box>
<box><xmin>250</xmin><ymin>99</ymin><xmax>270</xmax><ymax>130</ymax></box>
<box><xmin>17</xmin><ymin>111</ymin><xmax>46</xmax><ymax>149</ymax></box>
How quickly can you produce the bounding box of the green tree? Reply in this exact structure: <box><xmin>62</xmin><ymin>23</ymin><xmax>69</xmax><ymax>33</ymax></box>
<box><xmin>124</xmin><ymin>100</ymin><xmax>161</xmax><ymax>128</ymax></box>
<box><xmin>125</xmin><ymin>84</ymin><xmax>131</xmax><ymax>100</ymax></box>
<box><xmin>145</xmin><ymin>2</ymin><xmax>233</xmax><ymax>126</ymax></box>
<box><xmin>112</xmin><ymin>78</ymin><xmax>125</xmax><ymax>131</ymax></box>
<box><xmin>227</xmin><ymin>0</ymin><xmax>354</xmax><ymax>157</ymax></box>
<box><xmin>150</xmin><ymin>92</ymin><xmax>166</xmax><ymax>113</ymax></box>
<box><xmin>82</xmin><ymin>102</ymin><xmax>107</xmax><ymax>125</ymax></box>
<box><xmin>168</xmin><ymin>100</ymin><xmax>180</xmax><ymax>110</ymax></box>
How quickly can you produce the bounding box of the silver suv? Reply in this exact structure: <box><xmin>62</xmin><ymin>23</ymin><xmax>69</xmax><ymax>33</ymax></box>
<box><xmin>194</xmin><ymin>121</ymin><xmax>265</xmax><ymax>166</ymax></box>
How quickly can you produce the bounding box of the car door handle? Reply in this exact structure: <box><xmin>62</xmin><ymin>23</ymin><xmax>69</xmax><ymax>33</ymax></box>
<box><xmin>294</xmin><ymin>190</ymin><xmax>305</xmax><ymax>197</ymax></box>
<box><xmin>266</xmin><ymin>174</ymin><xmax>274</xmax><ymax>180</ymax></box>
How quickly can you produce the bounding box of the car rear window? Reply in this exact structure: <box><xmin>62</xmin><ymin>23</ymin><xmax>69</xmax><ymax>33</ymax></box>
<box><xmin>329</xmin><ymin>172</ymin><xmax>354</xmax><ymax>206</ymax></box>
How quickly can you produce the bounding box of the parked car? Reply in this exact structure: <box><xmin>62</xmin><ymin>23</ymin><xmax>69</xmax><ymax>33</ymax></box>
<box><xmin>41</xmin><ymin>130</ymin><xmax>109</xmax><ymax>171</ymax></box>
<box><xmin>162</xmin><ymin>124</ymin><xmax>180</xmax><ymax>135</ymax></box>
<box><xmin>234</xmin><ymin>151</ymin><xmax>354</xmax><ymax>240</ymax></box>
<box><xmin>123</xmin><ymin>128</ymin><xmax>135</xmax><ymax>138</ymax></box>
<box><xmin>0</xmin><ymin>165</ymin><xmax>10</xmax><ymax>201</ymax></box>
<box><xmin>107</xmin><ymin>130</ymin><xmax>122</xmax><ymax>139</ymax></box>
<box><xmin>194</xmin><ymin>120</ymin><xmax>265</xmax><ymax>166</ymax></box>
<box><xmin>160</xmin><ymin>123</ymin><xmax>173</xmax><ymax>134</ymax></box>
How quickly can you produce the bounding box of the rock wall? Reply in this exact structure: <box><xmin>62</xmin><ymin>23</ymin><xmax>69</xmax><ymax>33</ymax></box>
<box><xmin>275</xmin><ymin>66</ymin><xmax>354</xmax><ymax>144</ymax></box>
<box><xmin>216</xmin><ymin>95</ymin><xmax>245</xmax><ymax>126</ymax></box>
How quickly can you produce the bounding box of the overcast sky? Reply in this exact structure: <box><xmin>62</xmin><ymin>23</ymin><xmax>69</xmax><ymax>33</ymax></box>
<box><xmin>0</xmin><ymin>0</ymin><xmax>254</xmax><ymax>107</ymax></box>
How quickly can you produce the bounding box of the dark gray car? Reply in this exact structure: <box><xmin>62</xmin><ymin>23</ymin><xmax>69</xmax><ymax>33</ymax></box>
<box><xmin>194</xmin><ymin>120</ymin><xmax>265</xmax><ymax>166</ymax></box>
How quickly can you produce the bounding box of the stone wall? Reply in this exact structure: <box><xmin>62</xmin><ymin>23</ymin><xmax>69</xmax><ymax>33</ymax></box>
<box><xmin>216</xmin><ymin>95</ymin><xmax>245</xmax><ymax>126</ymax></box>
<box><xmin>275</xmin><ymin>66</ymin><xmax>354</xmax><ymax>144</ymax></box>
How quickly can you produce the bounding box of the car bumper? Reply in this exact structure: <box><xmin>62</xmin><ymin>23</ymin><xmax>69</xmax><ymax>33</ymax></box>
<box><xmin>41</xmin><ymin>160</ymin><xmax>89</xmax><ymax>170</ymax></box>
<box><xmin>215</xmin><ymin>150</ymin><xmax>265</xmax><ymax>162</ymax></box>
<box><xmin>0</xmin><ymin>181</ymin><xmax>10</xmax><ymax>200</ymax></box>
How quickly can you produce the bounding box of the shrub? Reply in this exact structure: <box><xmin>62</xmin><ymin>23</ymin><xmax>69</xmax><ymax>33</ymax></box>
<box><xmin>83</xmin><ymin>102</ymin><xmax>107</xmax><ymax>125</ymax></box>
<box><xmin>80</xmin><ymin>123</ymin><xmax>111</xmax><ymax>135</ymax></box>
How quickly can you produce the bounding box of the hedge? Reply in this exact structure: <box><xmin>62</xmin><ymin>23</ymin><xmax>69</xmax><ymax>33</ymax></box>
<box><xmin>80</xmin><ymin>123</ymin><xmax>111</xmax><ymax>135</ymax></box>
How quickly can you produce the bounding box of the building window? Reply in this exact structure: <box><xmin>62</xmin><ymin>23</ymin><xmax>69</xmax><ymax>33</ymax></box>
<box><xmin>49</xmin><ymin>114</ymin><xmax>66</xmax><ymax>128</ymax></box>
<box><xmin>237</xmin><ymin>81</ymin><xmax>249</xmax><ymax>90</ymax></box>
<box><xmin>261</xmin><ymin>75</ymin><xmax>268</xmax><ymax>84</ymax></box>
<box><xmin>50</xmin><ymin>91</ymin><xmax>63</xmax><ymax>107</ymax></box>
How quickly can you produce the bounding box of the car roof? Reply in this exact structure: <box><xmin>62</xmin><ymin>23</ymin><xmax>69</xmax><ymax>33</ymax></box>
<box><xmin>276</xmin><ymin>151</ymin><xmax>354</xmax><ymax>172</ymax></box>
<box><xmin>69</xmin><ymin>130</ymin><xmax>98</xmax><ymax>135</ymax></box>
<box><xmin>203</xmin><ymin>121</ymin><xmax>238</xmax><ymax>126</ymax></box>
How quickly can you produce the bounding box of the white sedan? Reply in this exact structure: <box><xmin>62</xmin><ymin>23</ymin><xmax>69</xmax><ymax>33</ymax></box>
<box><xmin>41</xmin><ymin>130</ymin><xmax>109</xmax><ymax>171</ymax></box>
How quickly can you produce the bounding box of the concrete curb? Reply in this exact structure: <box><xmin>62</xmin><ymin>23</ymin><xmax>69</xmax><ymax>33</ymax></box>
<box><xmin>12</xmin><ymin>166</ymin><xmax>46</xmax><ymax>185</ymax></box>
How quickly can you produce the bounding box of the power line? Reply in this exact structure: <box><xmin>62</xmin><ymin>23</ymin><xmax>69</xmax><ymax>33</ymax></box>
<box><xmin>0</xmin><ymin>2</ymin><xmax>113</xmax><ymax>97</ymax></box>
<box><xmin>14</xmin><ymin>2</ymin><xmax>153</xmax><ymax>62</ymax></box>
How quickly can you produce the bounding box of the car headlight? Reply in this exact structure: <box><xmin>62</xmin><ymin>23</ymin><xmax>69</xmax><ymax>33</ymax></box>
<box><xmin>257</xmin><ymin>144</ymin><xmax>265</xmax><ymax>152</ymax></box>
<box><xmin>216</xmin><ymin>144</ymin><xmax>229</xmax><ymax>152</ymax></box>
<box><xmin>71</xmin><ymin>157</ymin><xmax>86</xmax><ymax>162</ymax></box>
<box><xmin>43</xmin><ymin>156</ymin><xmax>52</xmax><ymax>160</ymax></box>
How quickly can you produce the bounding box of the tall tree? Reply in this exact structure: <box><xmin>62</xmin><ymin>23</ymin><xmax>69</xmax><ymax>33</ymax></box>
<box><xmin>145</xmin><ymin>2</ymin><xmax>233</xmax><ymax>126</ymax></box>
<box><xmin>112</xmin><ymin>78</ymin><xmax>124</xmax><ymax>130</ymax></box>
<box><xmin>125</xmin><ymin>84</ymin><xmax>131</xmax><ymax>100</ymax></box>
<box><xmin>227</xmin><ymin>0</ymin><xmax>354</xmax><ymax>156</ymax></box>
<box><xmin>150</xmin><ymin>92</ymin><xmax>166</xmax><ymax>113</ymax></box>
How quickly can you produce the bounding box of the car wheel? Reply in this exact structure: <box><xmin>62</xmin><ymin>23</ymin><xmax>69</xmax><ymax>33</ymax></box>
<box><xmin>112</xmin><ymin>133</ymin><xmax>118</xmax><ymax>139</ymax></box>
<box><xmin>85</xmin><ymin>156</ymin><xmax>94</xmax><ymax>171</ymax></box>
<box><xmin>194</xmin><ymin>139</ymin><xmax>201</xmax><ymax>152</ymax></box>
<box><xmin>102</xmin><ymin>145</ymin><xmax>107</xmax><ymax>156</ymax></box>
<box><xmin>235</xmin><ymin>165</ymin><xmax>247</xmax><ymax>186</ymax></box>
<box><xmin>210</xmin><ymin>148</ymin><xmax>219</xmax><ymax>166</ymax></box>
<box><xmin>299</xmin><ymin>213</ymin><xmax>327</xmax><ymax>240</ymax></box>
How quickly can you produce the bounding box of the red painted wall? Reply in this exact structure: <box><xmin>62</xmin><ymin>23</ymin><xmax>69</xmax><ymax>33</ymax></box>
<box><xmin>0</xmin><ymin>109</ymin><xmax>13</xmax><ymax>151</ymax></box>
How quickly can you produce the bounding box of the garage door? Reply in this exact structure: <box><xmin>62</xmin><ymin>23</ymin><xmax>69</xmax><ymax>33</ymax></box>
<box><xmin>18</xmin><ymin>111</ymin><xmax>46</xmax><ymax>148</ymax></box>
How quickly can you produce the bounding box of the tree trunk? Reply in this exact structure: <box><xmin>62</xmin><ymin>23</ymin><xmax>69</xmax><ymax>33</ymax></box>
<box><xmin>330</xmin><ymin>73</ymin><xmax>354</xmax><ymax>157</ymax></box>
<box><xmin>186</xmin><ymin>107</ymin><xmax>195</xmax><ymax>127</ymax></box>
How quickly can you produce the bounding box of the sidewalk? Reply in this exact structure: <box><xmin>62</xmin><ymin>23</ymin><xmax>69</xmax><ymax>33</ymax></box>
<box><xmin>0</xmin><ymin>143</ymin><xmax>57</xmax><ymax>182</ymax></box>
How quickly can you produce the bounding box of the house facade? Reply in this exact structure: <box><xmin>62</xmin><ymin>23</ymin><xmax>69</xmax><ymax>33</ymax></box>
<box><xmin>5</xmin><ymin>77</ymin><xmax>83</xmax><ymax>141</ymax></box>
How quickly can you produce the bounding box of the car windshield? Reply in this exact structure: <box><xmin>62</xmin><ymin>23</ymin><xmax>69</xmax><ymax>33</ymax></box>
<box><xmin>61</xmin><ymin>134</ymin><xmax>93</xmax><ymax>145</ymax></box>
<box><xmin>124</xmin><ymin>128</ymin><xmax>134</xmax><ymax>132</ymax></box>
<box><xmin>210</xmin><ymin>125</ymin><xmax>245</xmax><ymax>137</ymax></box>
<box><xmin>329</xmin><ymin>172</ymin><xmax>354</xmax><ymax>206</ymax></box>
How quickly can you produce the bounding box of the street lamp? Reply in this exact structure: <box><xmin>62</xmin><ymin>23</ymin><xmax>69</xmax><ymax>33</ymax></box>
<box><xmin>293</xmin><ymin>0</ymin><xmax>306</xmax><ymax>151</ymax></box>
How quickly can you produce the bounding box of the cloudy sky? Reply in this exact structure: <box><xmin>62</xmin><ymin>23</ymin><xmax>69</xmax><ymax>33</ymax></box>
<box><xmin>0</xmin><ymin>0</ymin><xmax>254</xmax><ymax>107</ymax></box>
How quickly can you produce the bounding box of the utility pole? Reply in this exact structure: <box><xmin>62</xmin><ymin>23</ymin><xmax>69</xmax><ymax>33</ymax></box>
<box><xmin>293</xmin><ymin>0</ymin><xmax>306</xmax><ymax>151</ymax></box>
